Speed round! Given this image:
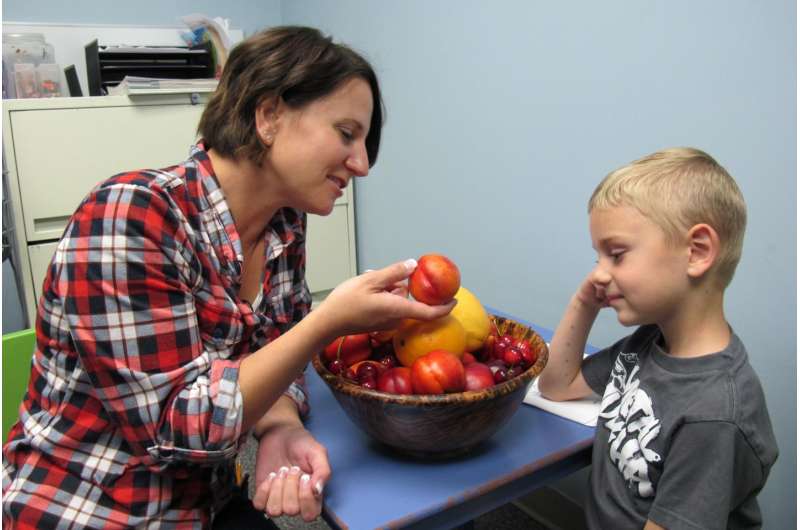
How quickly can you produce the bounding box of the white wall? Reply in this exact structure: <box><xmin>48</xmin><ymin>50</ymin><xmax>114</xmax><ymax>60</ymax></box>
<box><xmin>282</xmin><ymin>1</ymin><xmax>796</xmax><ymax>527</ymax></box>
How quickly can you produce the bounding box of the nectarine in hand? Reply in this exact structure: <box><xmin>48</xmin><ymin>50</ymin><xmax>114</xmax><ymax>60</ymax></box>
<box><xmin>408</xmin><ymin>254</ymin><xmax>461</xmax><ymax>305</ymax></box>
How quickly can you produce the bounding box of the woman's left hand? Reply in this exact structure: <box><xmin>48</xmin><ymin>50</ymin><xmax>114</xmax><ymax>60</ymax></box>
<box><xmin>252</xmin><ymin>422</ymin><xmax>330</xmax><ymax>522</ymax></box>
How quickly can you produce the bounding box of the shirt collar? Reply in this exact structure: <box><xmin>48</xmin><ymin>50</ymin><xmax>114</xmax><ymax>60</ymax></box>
<box><xmin>190</xmin><ymin>142</ymin><xmax>306</xmax><ymax>268</ymax></box>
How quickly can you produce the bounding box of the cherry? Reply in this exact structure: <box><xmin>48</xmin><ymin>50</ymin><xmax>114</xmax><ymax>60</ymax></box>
<box><xmin>361</xmin><ymin>378</ymin><xmax>377</xmax><ymax>390</ymax></box>
<box><xmin>328</xmin><ymin>359</ymin><xmax>344</xmax><ymax>375</ymax></box>
<box><xmin>520</xmin><ymin>348</ymin><xmax>535</xmax><ymax>368</ymax></box>
<box><xmin>493</xmin><ymin>335</ymin><xmax>514</xmax><ymax>359</ymax></box>
<box><xmin>503</xmin><ymin>347</ymin><xmax>522</xmax><ymax>367</ymax></box>
<box><xmin>493</xmin><ymin>367</ymin><xmax>508</xmax><ymax>384</ymax></box>
<box><xmin>513</xmin><ymin>339</ymin><xmax>532</xmax><ymax>356</ymax></box>
<box><xmin>357</xmin><ymin>362</ymin><xmax>379</xmax><ymax>380</ymax></box>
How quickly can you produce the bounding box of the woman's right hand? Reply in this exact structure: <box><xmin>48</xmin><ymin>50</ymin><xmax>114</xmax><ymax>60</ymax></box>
<box><xmin>314</xmin><ymin>259</ymin><xmax>456</xmax><ymax>338</ymax></box>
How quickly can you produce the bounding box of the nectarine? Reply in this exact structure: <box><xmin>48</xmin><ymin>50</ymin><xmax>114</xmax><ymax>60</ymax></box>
<box><xmin>408</xmin><ymin>254</ymin><xmax>461</xmax><ymax>305</ymax></box>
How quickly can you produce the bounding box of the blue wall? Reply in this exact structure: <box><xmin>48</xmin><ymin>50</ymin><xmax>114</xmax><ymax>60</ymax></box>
<box><xmin>282</xmin><ymin>1</ymin><xmax>796</xmax><ymax>527</ymax></box>
<box><xmin>3</xmin><ymin>1</ymin><xmax>796</xmax><ymax>527</ymax></box>
<box><xmin>3</xmin><ymin>0</ymin><xmax>280</xmax><ymax>36</ymax></box>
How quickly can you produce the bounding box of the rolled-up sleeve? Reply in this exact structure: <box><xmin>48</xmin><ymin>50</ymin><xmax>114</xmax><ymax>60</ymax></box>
<box><xmin>57</xmin><ymin>183</ymin><xmax>243</xmax><ymax>467</ymax></box>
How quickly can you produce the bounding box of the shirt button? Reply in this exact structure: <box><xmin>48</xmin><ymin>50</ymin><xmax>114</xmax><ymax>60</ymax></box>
<box><xmin>213</xmin><ymin>328</ymin><xmax>224</xmax><ymax>339</ymax></box>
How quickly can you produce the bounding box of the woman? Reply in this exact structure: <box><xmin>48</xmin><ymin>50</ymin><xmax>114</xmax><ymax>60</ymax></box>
<box><xmin>2</xmin><ymin>26</ymin><xmax>452</xmax><ymax>529</ymax></box>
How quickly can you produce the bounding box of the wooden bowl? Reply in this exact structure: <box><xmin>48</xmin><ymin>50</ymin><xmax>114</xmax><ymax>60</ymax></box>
<box><xmin>311</xmin><ymin>315</ymin><xmax>548</xmax><ymax>458</ymax></box>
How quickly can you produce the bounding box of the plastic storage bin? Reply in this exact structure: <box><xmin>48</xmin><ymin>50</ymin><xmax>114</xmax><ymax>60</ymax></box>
<box><xmin>2</xmin><ymin>33</ymin><xmax>63</xmax><ymax>99</ymax></box>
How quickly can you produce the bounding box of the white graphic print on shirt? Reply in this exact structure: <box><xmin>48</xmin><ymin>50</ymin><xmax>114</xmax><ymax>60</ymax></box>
<box><xmin>598</xmin><ymin>352</ymin><xmax>662</xmax><ymax>497</ymax></box>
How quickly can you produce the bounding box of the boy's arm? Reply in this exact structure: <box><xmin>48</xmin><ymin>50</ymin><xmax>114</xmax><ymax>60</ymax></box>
<box><xmin>538</xmin><ymin>276</ymin><xmax>604</xmax><ymax>401</ymax></box>
<box><xmin>644</xmin><ymin>521</ymin><xmax>665</xmax><ymax>530</ymax></box>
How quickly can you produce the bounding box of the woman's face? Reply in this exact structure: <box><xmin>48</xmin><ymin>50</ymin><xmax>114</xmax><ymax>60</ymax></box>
<box><xmin>266</xmin><ymin>77</ymin><xmax>373</xmax><ymax>215</ymax></box>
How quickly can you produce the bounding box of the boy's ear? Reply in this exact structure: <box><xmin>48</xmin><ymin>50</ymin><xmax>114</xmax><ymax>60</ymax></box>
<box><xmin>686</xmin><ymin>223</ymin><xmax>720</xmax><ymax>279</ymax></box>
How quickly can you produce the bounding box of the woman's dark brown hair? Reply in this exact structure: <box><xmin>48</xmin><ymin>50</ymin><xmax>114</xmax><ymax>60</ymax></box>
<box><xmin>198</xmin><ymin>26</ymin><xmax>384</xmax><ymax>166</ymax></box>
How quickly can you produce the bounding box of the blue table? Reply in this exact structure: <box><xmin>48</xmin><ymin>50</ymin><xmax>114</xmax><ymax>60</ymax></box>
<box><xmin>305</xmin><ymin>310</ymin><xmax>596</xmax><ymax>530</ymax></box>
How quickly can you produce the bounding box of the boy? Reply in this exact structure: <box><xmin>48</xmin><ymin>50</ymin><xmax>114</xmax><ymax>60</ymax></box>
<box><xmin>538</xmin><ymin>147</ymin><xmax>778</xmax><ymax>529</ymax></box>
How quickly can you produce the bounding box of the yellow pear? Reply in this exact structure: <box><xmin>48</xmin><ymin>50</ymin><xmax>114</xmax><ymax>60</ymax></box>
<box><xmin>450</xmin><ymin>286</ymin><xmax>491</xmax><ymax>352</ymax></box>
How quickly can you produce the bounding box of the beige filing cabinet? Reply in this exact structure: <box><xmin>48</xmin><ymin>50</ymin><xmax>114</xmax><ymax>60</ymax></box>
<box><xmin>3</xmin><ymin>95</ymin><xmax>357</xmax><ymax>325</ymax></box>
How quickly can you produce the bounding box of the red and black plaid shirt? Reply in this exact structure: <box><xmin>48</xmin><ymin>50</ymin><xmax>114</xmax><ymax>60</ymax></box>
<box><xmin>2</xmin><ymin>143</ymin><xmax>312</xmax><ymax>529</ymax></box>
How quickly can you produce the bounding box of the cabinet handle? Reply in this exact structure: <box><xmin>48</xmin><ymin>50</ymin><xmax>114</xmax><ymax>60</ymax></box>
<box><xmin>33</xmin><ymin>215</ymin><xmax>71</xmax><ymax>233</ymax></box>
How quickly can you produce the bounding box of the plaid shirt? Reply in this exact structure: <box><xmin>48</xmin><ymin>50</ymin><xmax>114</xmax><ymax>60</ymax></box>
<box><xmin>2</xmin><ymin>143</ymin><xmax>312</xmax><ymax>529</ymax></box>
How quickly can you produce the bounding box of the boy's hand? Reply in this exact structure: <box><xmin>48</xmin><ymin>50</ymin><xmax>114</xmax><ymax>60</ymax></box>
<box><xmin>538</xmin><ymin>272</ymin><xmax>602</xmax><ymax>402</ymax></box>
<box><xmin>574</xmin><ymin>273</ymin><xmax>608</xmax><ymax>312</ymax></box>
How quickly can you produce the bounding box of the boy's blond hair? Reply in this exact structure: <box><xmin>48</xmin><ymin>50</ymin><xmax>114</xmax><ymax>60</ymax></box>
<box><xmin>588</xmin><ymin>147</ymin><xmax>746</xmax><ymax>288</ymax></box>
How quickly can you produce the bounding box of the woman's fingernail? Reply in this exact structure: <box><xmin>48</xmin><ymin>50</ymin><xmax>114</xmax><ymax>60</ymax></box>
<box><xmin>290</xmin><ymin>466</ymin><xmax>301</xmax><ymax>475</ymax></box>
<box><xmin>301</xmin><ymin>474</ymin><xmax>310</xmax><ymax>483</ymax></box>
<box><xmin>268</xmin><ymin>472</ymin><xmax>276</xmax><ymax>481</ymax></box>
<box><xmin>279</xmin><ymin>466</ymin><xmax>289</xmax><ymax>477</ymax></box>
<box><xmin>364</xmin><ymin>268</ymin><xmax>374</xmax><ymax>273</ymax></box>
<box><xmin>403</xmin><ymin>258</ymin><xmax>417</xmax><ymax>271</ymax></box>
<box><xmin>314</xmin><ymin>480</ymin><xmax>325</xmax><ymax>496</ymax></box>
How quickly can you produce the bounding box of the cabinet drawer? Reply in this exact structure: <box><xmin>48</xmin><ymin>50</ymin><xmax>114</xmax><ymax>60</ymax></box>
<box><xmin>9</xmin><ymin>104</ymin><xmax>204</xmax><ymax>242</ymax></box>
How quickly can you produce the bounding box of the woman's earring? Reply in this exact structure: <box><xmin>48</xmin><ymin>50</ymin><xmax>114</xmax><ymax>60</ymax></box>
<box><xmin>262</xmin><ymin>130</ymin><xmax>273</xmax><ymax>146</ymax></box>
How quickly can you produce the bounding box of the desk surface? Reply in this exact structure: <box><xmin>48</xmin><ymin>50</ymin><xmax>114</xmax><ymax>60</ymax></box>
<box><xmin>305</xmin><ymin>310</ymin><xmax>596</xmax><ymax>530</ymax></box>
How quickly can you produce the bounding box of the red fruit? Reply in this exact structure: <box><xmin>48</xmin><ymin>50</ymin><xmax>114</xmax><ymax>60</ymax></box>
<box><xmin>520</xmin><ymin>347</ymin><xmax>536</xmax><ymax>368</ymax></box>
<box><xmin>493</xmin><ymin>367</ymin><xmax>509</xmax><ymax>384</ymax></box>
<box><xmin>327</xmin><ymin>359</ymin><xmax>344</xmax><ymax>375</ymax></box>
<box><xmin>410</xmin><ymin>350</ymin><xmax>466</xmax><ymax>394</ymax></box>
<box><xmin>361</xmin><ymin>378</ymin><xmax>377</xmax><ymax>390</ymax></box>
<box><xmin>464</xmin><ymin>362</ymin><xmax>495</xmax><ymax>391</ymax></box>
<box><xmin>408</xmin><ymin>254</ymin><xmax>461</xmax><ymax>305</ymax></box>
<box><xmin>493</xmin><ymin>335</ymin><xmax>513</xmax><ymax>359</ymax></box>
<box><xmin>461</xmin><ymin>352</ymin><xmax>477</xmax><ymax>365</ymax></box>
<box><xmin>346</xmin><ymin>360</ymin><xmax>387</xmax><ymax>382</ymax></box>
<box><xmin>503</xmin><ymin>347</ymin><xmax>522</xmax><ymax>367</ymax></box>
<box><xmin>377</xmin><ymin>367</ymin><xmax>414</xmax><ymax>395</ymax></box>
<box><xmin>513</xmin><ymin>339</ymin><xmax>532</xmax><ymax>355</ymax></box>
<box><xmin>323</xmin><ymin>334</ymin><xmax>372</xmax><ymax>367</ymax></box>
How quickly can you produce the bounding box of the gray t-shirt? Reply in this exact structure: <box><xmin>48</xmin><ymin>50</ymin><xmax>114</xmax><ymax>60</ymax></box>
<box><xmin>581</xmin><ymin>325</ymin><xmax>778</xmax><ymax>530</ymax></box>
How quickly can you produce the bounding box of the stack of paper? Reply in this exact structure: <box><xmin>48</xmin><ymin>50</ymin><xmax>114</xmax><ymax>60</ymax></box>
<box><xmin>524</xmin><ymin>379</ymin><xmax>601</xmax><ymax>427</ymax></box>
<box><xmin>108</xmin><ymin>76</ymin><xmax>218</xmax><ymax>96</ymax></box>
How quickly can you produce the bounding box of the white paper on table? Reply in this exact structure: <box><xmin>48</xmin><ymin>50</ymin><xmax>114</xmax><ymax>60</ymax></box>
<box><xmin>523</xmin><ymin>346</ymin><xmax>601</xmax><ymax>427</ymax></box>
<box><xmin>524</xmin><ymin>379</ymin><xmax>601</xmax><ymax>427</ymax></box>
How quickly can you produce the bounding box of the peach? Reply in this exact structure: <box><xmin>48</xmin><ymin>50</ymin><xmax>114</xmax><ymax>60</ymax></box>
<box><xmin>408</xmin><ymin>254</ymin><xmax>461</xmax><ymax>305</ymax></box>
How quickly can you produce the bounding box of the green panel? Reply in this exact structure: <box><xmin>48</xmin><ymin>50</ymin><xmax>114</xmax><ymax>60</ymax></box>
<box><xmin>2</xmin><ymin>329</ymin><xmax>35</xmax><ymax>442</ymax></box>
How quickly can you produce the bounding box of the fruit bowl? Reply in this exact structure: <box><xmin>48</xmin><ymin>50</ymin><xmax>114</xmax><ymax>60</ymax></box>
<box><xmin>311</xmin><ymin>315</ymin><xmax>548</xmax><ymax>458</ymax></box>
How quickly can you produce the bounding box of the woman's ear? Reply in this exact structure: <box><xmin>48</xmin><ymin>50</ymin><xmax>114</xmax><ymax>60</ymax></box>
<box><xmin>254</xmin><ymin>97</ymin><xmax>281</xmax><ymax>146</ymax></box>
<box><xmin>686</xmin><ymin>223</ymin><xmax>720</xmax><ymax>279</ymax></box>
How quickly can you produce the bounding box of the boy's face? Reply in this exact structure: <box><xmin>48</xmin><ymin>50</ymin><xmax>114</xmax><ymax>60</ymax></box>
<box><xmin>589</xmin><ymin>205</ymin><xmax>690</xmax><ymax>328</ymax></box>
